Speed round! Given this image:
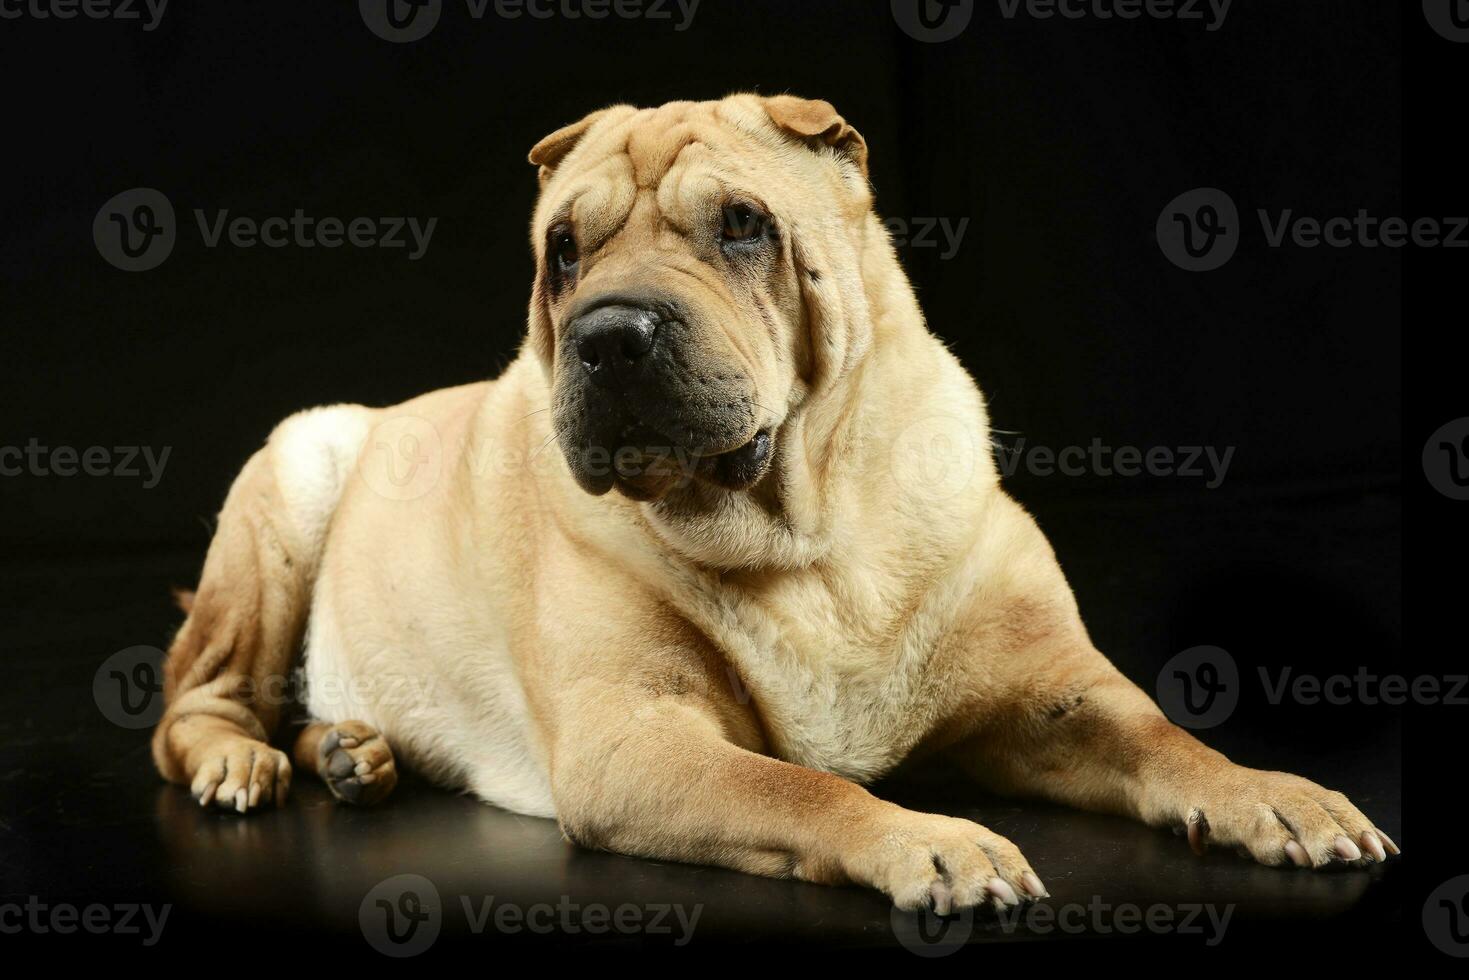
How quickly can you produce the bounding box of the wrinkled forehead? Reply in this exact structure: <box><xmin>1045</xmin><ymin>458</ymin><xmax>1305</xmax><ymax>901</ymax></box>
<box><xmin>532</xmin><ymin>99</ymin><xmax>825</xmax><ymax>246</ymax></box>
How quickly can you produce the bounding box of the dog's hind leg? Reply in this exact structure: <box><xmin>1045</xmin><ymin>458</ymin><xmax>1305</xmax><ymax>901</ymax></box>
<box><xmin>292</xmin><ymin>719</ymin><xmax>398</xmax><ymax>806</ymax></box>
<box><xmin>152</xmin><ymin>406</ymin><xmax>371</xmax><ymax>813</ymax></box>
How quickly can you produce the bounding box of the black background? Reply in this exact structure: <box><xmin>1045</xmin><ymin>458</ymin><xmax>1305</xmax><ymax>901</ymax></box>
<box><xmin>2</xmin><ymin>0</ymin><xmax>1402</xmax><ymax>546</ymax></box>
<box><xmin>0</xmin><ymin>0</ymin><xmax>1454</xmax><ymax>962</ymax></box>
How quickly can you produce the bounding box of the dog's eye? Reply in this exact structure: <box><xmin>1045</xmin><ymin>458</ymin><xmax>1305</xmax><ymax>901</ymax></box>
<box><xmin>552</xmin><ymin>229</ymin><xmax>580</xmax><ymax>273</ymax></box>
<box><xmin>721</xmin><ymin>204</ymin><xmax>767</xmax><ymax>243</ymax></box>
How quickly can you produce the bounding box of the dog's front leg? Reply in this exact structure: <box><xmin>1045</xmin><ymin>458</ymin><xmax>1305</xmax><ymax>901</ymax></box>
<box><xmin>546</xmin><ymin>685</ymin><xmax>1047</xmax><ymax>911</ymax></box>
<box><xmin>950</xmin><ymin>642</ymin><xmax>1398</xmax><ymax>868</ymax></box>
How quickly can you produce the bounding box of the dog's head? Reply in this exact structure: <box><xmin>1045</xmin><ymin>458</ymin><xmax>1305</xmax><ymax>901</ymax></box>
<box><xmin>526</xmin><ymin>95</ymin><xmax>873</xmax><ymax>501</ymax></box>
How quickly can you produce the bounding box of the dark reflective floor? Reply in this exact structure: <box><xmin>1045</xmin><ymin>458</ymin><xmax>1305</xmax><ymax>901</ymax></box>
<box><xmin>1</xmin><ymin>491</ymin><xmax>1403</xmax><ymax>958</ymax></box>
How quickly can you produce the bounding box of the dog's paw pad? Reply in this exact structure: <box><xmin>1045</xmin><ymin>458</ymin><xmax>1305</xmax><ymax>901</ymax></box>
<box><xmin>316</xmin><ymin>721</ymin><xmax>397</xmax><ymax>806</ymax></box>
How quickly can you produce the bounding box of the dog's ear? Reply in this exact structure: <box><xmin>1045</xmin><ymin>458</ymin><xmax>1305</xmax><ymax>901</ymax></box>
<box><xmin>761</xmin><ymin>95</ymin><xmax>868</xmax><ymax>179</ymax></box>
<box><xmin>528</xmin><ymin>106</ymin><xmax>628</xmax><ymax>187</ymax></box>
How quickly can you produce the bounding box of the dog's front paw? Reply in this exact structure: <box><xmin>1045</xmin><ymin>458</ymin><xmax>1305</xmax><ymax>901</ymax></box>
<box><xmin>189</xmin><ymin>736</ymin><xmax>291</xmax><ymax>813</ymax></box>
<box><xmin>844</xmin><ymin>809</ymin><xmax>1048</xmax><ymax>913</ymax></box>
<box><xmin>1178</xmin><ymin>767</ymin><xmax>1398</xmax><ymax>868</ymax></box>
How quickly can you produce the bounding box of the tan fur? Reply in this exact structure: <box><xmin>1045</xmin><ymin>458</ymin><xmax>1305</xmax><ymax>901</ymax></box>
<box><xmin>152</xmin><ymin>95</ymin><xmax>1395</xmax><ymax>906</ymax></box>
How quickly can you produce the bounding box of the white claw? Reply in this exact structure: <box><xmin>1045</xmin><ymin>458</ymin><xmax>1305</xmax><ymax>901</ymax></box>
<box><xmin>929</xmin><ymin>881</ymin><xmax>952</xmax><ymax>916</ymax></box>
<box><xmin>986</xmin><ymin>877</ymin><xmax>1019</xmax><ymax>906</ymax></box>
<box><xmin>1284</xmin><ymin>840</ymin><xmax>1311</xmax><ymax>868</ymax></box>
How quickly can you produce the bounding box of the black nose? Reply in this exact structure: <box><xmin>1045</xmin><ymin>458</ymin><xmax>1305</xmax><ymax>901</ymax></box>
<box><xmin>570</xmin><ymin>305</ymin><xmax>659</xmax><ymax>387</ymax></box>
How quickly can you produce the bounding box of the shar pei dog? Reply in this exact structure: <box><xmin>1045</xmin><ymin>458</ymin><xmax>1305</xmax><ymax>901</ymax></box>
<box><xmin>151</xmin><ymin>94</ymin><xmax>1396</xmax><ymax>914</ymax></box>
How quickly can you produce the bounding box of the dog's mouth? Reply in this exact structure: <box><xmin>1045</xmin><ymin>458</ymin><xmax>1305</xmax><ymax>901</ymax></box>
<box><xmin>695</xmin><ymin>428</ymin><xmax>773</xmax><ymax>491</ymax></box>
<box><xmin>564</xmin><ymin>425</ymin><xmax>776</xmax><ymax>501</ymax></box>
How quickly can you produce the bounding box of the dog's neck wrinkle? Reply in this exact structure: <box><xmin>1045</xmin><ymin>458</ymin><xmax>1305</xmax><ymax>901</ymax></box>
<box><xmin>667</xmin><ymin>250</ymin><xmax>945</xmax><ymax>573</ymax></box>
<box><xmin>784</xmin><ymin>214</ymin><xmax>945</xmax><ymax>524</ymax></box>
<box><xmin>636</xmin><ymin>211</ymin><xmax>959</xmax><ymax>575</ymax></box>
